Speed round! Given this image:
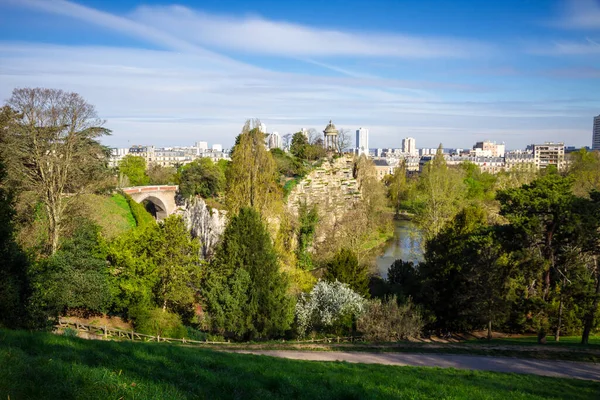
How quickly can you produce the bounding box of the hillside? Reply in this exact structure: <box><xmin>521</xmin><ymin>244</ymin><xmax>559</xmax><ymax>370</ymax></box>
<box><xmin>1</xmin><ymin>329</ymin><xmax>598</xmax><ymax>400</ymax></box>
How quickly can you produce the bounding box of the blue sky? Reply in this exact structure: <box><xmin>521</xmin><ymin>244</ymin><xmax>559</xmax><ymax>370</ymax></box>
<box><xmin>0</xmin><ymin>0</ymin><xmax>598</xmax><ymax>149</ymax></box>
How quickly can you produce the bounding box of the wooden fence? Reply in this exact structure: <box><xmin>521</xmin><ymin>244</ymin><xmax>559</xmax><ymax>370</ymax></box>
<box><xmin>57</xmin><ymin>319</ymin><xmax>364</xmax><ymax>346</ymax></box>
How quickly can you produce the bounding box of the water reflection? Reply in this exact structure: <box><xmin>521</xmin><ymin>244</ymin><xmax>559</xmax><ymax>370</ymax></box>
<box><xmin>376</xmin><ymin>219</ymin><xmax>424</xmax><ymax>278</ymax></box>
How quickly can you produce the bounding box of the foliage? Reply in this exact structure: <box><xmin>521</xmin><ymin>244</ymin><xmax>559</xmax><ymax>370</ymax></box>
<box><xmin>296</xmin><ymin>202</ymin><xmax>319</xmax><ymax>270</ymax></box>
<box><xmin>0</xmin><ymin>155</ymin><xmax>30</xmax><ymax>328</ymax></box>
<box><xmin>123</xmin><ymin>192</ymin><xmax>155</xmax><ymax>227</ymax></box>
<box><xmin>462</xmin><ymin>161</ymin><xmax>497</xmax><ymax>202</ymax></box>
<box><xmin>147</xmin><ymin>164</ymin><xmax>176</xmax><ymax>185</ymax></box>
<box><xmin>357</xmin><ymin>296</ymin><xmax>424</xmax><ymax>341</ymax></box>
<box><xmin>387</xmin><ymin>260</ymin><xmax>421</xmax><ymax>301</ymax></box>
<box><xmin>385</xmin><ymin>161</ymin><xmax>409</xmax><ymax>214</ymax></box>
<box><xmin>295</xmin><ymin>280</ymin><xmax>366</xmax><ymax>337</ymax></box>
<box><xmin>118</xmin><ymin>155</ymin><xmax>149</xmax><ymax>187</ymax></box>
<box><xmin>568</xmin><ymin>149</ymin><xmax>600</xmax><ymax>197</ymax></box>
<box><xmin>412</xmin><ymin>145</ymin><xmax>466</xmax><ymax>242</ymax></box>
<box><xmin>29</xmin><ymin>218</ymin><xmax>113</xmax><ymax>320</ymax></box>
<box><xmin>133</xmin><ymin>308</ymin><xmax>187</xmax><ymax>339</ymax></box>
<box><xmin>420</xmin><ymin>206</ymin><xmax>513</xmax><ymax>333</ymax></box>
<box><xmin>178</xmin><ymin>157</ymin><xmax>225</xmax><ymax>199</ymax></box>
<box><xmin>290</xmin><ymin>131</ymin><xmax>310</xmax><ymax>159</ymax></box>
<box><xmin>324</xmin><ymin>248</ymin><xmax>370</xmax><ymax>297</ymax></box>
<box><xmin>106</xmin><ymin>215</ymin><xmax>202</xmax><ymax>317</ymax></box>
<box><xmin>202</xmin><ymin>207</ymin><xmax>294</xmax><ymax>339</ymax></box>
<box><xmin>4</xmin><ymin>88</ymin><xmax>112</xmax><ymax>254</ymax></box>
<box><xmin>225</xmin><ymin>120</ymin><xmax>282</xmax><ymax>217</ymax></box>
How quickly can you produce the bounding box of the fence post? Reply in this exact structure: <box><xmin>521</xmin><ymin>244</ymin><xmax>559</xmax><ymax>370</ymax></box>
<box><xmin>131</xmin><ymin>330</ymin><xmax>134</xmax><ymax>341</ymax></box>
<box><xmin>337</xmin><ymin>336</ymin><xmax>340</xmax><ymax>343</ymax></box>
<box><xmin>104</xmin><ymin>325</ymin><xmax>107</xmax><ymax>340</ymax></box>
<box><xmin>157</xmin><ymin>334</ymin><xmax>160</xmax><ymax>342</ymax></box>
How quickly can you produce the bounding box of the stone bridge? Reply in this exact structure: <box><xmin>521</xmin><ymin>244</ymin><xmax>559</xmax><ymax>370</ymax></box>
<box><xmin>122</xmin><ymin>185</ymin><xmax>178</xmax><ymax>220</ymax></box>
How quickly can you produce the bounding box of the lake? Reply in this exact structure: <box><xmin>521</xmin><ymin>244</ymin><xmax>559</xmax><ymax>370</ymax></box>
<box><xmin>376</xmin><ymin>219</ymin><xmax>424</xmax><ymax>279</ymax></box>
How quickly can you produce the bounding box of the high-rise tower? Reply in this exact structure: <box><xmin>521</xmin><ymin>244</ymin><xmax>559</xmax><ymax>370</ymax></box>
<box><xmin>593</xmin><ymin>115</ymin><xmax>600</xmax><ymax>151</ymax></box>
<box><xmin>356</xmin><ymin>127</ymin><xmax>369</xmax><ymax>156</ymax></box>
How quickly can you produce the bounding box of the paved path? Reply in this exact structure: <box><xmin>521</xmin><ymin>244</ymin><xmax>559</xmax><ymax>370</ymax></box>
<box><xmin>234</xmin><ymin>350</ymin><xmax>600</xmax><ymax>381</ymax></box>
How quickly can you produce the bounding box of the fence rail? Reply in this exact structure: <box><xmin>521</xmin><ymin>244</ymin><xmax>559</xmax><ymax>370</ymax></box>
<box><xmin>57</xmin><ymin>319</ymin><xmax>364</xmax><ymax>346</ymax></box>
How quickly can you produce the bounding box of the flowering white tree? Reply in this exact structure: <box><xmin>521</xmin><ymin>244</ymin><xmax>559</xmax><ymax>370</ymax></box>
<box><xmin>295</xmin><ymin>280</ymin><xmax>366</xmax><ymax>337</ymax></box>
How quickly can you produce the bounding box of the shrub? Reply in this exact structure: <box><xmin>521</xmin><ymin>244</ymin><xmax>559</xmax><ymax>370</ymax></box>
<box><xmin>134</xmin><ymin>308</ymin><xmax>187</xmax><ymax>339</ymax></box>
<box><xmin>295</xmin><ymin>280</ymin><xmax>365</xmax><ymax>337</ymax></box>
<box><xmin>357</xmin><ymin>296</ymin><xmax>423</xmax><ymax>342</ymax></box>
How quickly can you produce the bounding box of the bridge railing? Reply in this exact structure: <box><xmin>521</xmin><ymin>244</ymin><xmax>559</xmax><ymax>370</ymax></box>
<box><xmin>121</xmin><ymin>185</ymin><xmax>178</xmax><ymax>193</ymax></box>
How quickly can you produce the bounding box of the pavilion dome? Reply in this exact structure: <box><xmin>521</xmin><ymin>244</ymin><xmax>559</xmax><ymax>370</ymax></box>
<box><xmin>323</xmin><ymin>120</ymin><xmax>338</xmax><ymax>135</ymax></box>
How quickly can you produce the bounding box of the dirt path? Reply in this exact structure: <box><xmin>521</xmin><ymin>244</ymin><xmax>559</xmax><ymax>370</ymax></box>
<box><xmin>234</xmin><ymin>350</ymin><xmax>600</xmax><ymax>381</ymax></box>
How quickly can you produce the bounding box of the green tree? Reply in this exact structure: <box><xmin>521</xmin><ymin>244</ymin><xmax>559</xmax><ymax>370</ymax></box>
<box><xmin>118</xmin><ymin>155</ymin><xmax>149</xmax><ymax>187</ymax></box>
<box><xmin>386</xmin><ymin>161</ymin><xmax>408</xmax><ymax>214</ymax></box>
<box><xmin>0</xmin><ymin>154</ymin><xmax>30</xmax><ymax>328</ymax></box>
<box><xmin>107</xmin><ymin>215</ymin><xmax>202</xmax><ymax>317</ymax></box>
<box><xmin>290</xmin><ymin>131</ymin><xmax>309</xmax><ymax>160</ymax></box>
<box><xmin>413</xmin><ymin>145</ymin><xmax>466</xmax><ymax>242</ymax></box>
<box><xmin>225</xmin><ymin>120</ymin><xmax>282</xmax><ymax>217</ymax></box>
<box><xmin>147</xmin><ymin>164</ymin><xmax>176</xmax><ymax>185</ymax></box>
<box><xmin>568</xmin><ymin>149</ymin><xmax>600</xmax><ymax>197</ymax></box>
<box><xmin>387</xmin><ymin>260</ymin><xmax>420</xmax><ymax>301</ymax></box>
<box><xmin>296</xmin><ymin>202</ymin><xmax>319</xmax><ymax>270</ymax></box>
<box><xmin>178</xmin><ymin>158</ymin><xmax>225</xmax><ymax>199</ymax></box>
<box><xmin>497</xmin><ymin>172</ymin><xmax>576</xmax><ymax>341</ymax></box>
<box><xmin>203</xmin><ymin>207</ymin><xmax>294</xmax><ymax>339</ymax></box>
<box><xmin>324</xmin><ymin>248</ymin><xmax>370</xmax><ymax>297</ymax></box>
<box><xmin>4</xmin><ymin>88</ymin><xmax>111</xmax><ymax>254</ymax></box>
<box><xmin>31</xmin><ymin>219</ymin><xmax>113</xmax><ymax>319</ymax></box>
<box><xmin>420</xmin><ymin>206</ymin><xmax>512</xmax><ymax>334</ymax></box>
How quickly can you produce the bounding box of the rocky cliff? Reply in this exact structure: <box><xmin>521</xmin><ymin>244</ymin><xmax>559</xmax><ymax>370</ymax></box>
<box><xmin>182</xmin><ymin>197</ymin><xmax>227</xmax><ymax>259</ymax></box>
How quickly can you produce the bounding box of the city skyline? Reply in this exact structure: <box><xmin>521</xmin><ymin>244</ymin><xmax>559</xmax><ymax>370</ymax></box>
<box><xmin>0</xmin><ymin>0</ymin><xmax>599</xmax><ymax>149</ymax></box>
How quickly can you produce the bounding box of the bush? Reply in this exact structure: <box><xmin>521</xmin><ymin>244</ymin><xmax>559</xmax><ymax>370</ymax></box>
<box><xmin>134</xmin><ymin>308</ymin><xmax>187</xmax><ymax>339</ymax></box>
<box><xmin>357</xmin><ymin>296</ymin><xmax>423</xmax><ymax>342</ymax></box>
<box><xmin>295</xmin><ymin>280</ymin><xmax>365</xmax><ymax>337</ymax></box>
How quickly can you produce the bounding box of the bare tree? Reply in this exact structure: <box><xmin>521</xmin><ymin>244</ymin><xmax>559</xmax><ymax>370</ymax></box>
<box><xmin>282</xmin><ymin>133</ymin><xmax>293</xmax><ymax>150</ymax></box>
<box><xmin>307</xmin><ymin>128</ymin><xmax>320</xmax><ymax>145</ymax></box>
<box><xmin>5</xmin><ymin>88</ymin><xmax>110</xmax><ymax>255</ymax></box>
<box><xmin>337</xmin><ymin>128</ymin><xmax>353</xmax><ymax>154</ymax></box>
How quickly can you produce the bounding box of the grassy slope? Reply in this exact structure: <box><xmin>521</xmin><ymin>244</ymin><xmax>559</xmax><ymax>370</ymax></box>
<box><xmin>78</xmin><ymin>193</ymin><xmax>137</xmax><ymax>238</ymax></box>
<box><xmin>1</xmin><ymin>330</ymin><xmax>599</xmax><ymax>400</ymax></box>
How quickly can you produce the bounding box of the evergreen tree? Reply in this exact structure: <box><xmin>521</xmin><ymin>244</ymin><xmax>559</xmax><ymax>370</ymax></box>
<box><xmin>0</xmin><ymin>155</ymin><xmax>29</xmax><ymax>328</ymax></box>
<box><xmin>324</xmin><ymin>248</ymin><xmax>370</xmax><ymax>297</ymax></box>
<box><xmin>225</xmin><ymin>120</ymin><xmax>282</xmax><ymax>217</ymax></box>
<box><xmin>203</xmin><ymin>207</ymin><xmax>294</xmax><ymax>339</ymax></box>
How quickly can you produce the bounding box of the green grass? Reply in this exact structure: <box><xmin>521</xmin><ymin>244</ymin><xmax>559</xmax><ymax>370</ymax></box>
<box><xmin>78</xmin><ymin>193</ymin><xmax>137</xmax><ymax>238</ymax></box>
<box><xmin>1</xmin><ymin>329</ymin><xmax>599</xmax><ymax>399</ymax></box>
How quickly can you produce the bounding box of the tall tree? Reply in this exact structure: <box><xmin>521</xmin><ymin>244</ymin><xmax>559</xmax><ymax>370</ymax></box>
<box><xmin>118</xmin><ymin>155</ymin><xmax>149</xmax><ymax>187</ymax></box>
<box><xmin>414</xmin><ymin>145</ymin><xmax>466</xmax><ymax>242</ymax></box>
<box><xmin>4</xmin><ymin>88</ymin><xmax>110</xmax><ymax>255</ymax></box>
<box><xmin>290</xmin><ymin>131</ymin><xmax>309</xmax><ymax>160</ymax></box>
<box><xmin>0</xmin><ymin>153</ymin><xmax>29</xmax><ymax>328</ymax></box>
<box><xmin>203</xmin><ymin>207</ymin><xmax>294</xmax><ymax>339</ymax></box>
<box><xmin>386</xmin><ymin>160</ymin><xmax>409</xmax><ymax>214</ymax></box>
<box><xmin>225</xmin><ymin>120</ymin><xmax>282</xmax><ymax>217</ymax></box>
<box><xmin>497</xmin><ymin>172</ymin><xmax>576</xmax><ymax>341</ymax></box>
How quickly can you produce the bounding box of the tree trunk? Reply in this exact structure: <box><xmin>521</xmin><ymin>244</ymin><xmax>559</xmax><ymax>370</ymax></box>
<box><xmin>582</xmin><ymin>256</ymin><xmax>599</xmax><ymax>345</ymax></box>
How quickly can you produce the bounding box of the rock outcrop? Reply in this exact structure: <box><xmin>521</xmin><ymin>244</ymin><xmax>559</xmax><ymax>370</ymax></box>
<box><xmin>182</xmin><ymin>197</ymin><xmax>227</xmax><ymax>259</ymax></box>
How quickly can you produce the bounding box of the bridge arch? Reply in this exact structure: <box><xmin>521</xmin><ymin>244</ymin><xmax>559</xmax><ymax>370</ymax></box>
<box><xmin>122</xmin><ymin>185</ymin><xmax>178</xmax><ymax>221</ymax></box>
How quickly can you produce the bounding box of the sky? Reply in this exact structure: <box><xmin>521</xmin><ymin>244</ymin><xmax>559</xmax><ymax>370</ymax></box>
<box><xmin>0</xmin><ymin>0</ymin><xmax>599</xmax><ymax>150</ymax></box>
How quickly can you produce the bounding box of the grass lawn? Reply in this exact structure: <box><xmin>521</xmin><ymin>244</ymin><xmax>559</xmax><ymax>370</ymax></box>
<box><xmin>1</xmin><ymin>329</ymin><xmax>599</xmax><ymax>400</ymax></box>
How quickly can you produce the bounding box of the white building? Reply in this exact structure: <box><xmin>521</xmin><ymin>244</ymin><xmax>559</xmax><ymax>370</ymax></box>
<box><xmin>109</xmin><ymin>148</ymin><xmax>130</xmax><ymax>167</ymax></box>
<box><xmin>472</xmin><ymin>140</ymin><xmax>505</xmax><ymax>157</ymax></box>
<box><xmin>259</xmin><ymin>123</ymin><xmax>267</xmax><ymax>134</ymax></box>
<box><xmin>402</xmin><ymin>137</ymin><xmax>417</xmax><ymax>156</ymax></box>
<box><xmin>593</xmin><ymin>115</ymin><xmax>600</xmax><ymax>151</ymax></box>
<box><xmin>195</xmin><ymin>141</ymin><xmax>208</xmax><ymax>152</ymax></box>
<box><xmin>212</xmin><ymin>144</ymin><xmax>223</xmax><ymax>152</ymax></box>
<box><xmin>356</xmin><ymin>127</ymin><xmax>369</xmax><ymax>157</ymax></box>
<box><xmin>268</xmin><ymin>132</ymin><xmax>282</xmax><ymax>149</ymax></box>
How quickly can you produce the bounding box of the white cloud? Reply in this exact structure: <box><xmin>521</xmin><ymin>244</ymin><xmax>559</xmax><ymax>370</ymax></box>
<box><xmin>129</xmin><ymin>4</ymin><xmax>489</xmax><ymax>59</ymax></box>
